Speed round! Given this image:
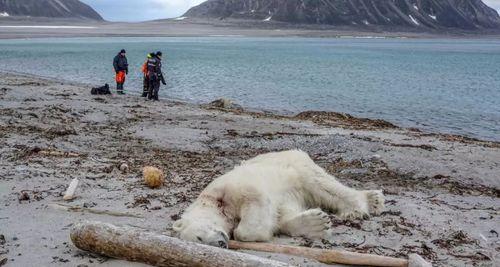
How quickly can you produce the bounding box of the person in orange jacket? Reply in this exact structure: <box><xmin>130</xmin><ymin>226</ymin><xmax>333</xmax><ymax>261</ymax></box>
<box><xmin>141</xmin><ymin>52</ymin><xmax>155</xmax><ymax>97</ymax></box>
<box><xmin>113</xmin><ymin>49</ymin><xmax>128</xmax><ymax>94</ymax></box>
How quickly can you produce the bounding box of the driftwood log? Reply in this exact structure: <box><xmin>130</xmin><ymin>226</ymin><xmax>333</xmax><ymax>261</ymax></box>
<box><xmin>70</xmin><ymin>221</ymin><xmax>291</xmax><ymax>267</ymax></box>
<box><xmin>229</xmin><ymin>241</ymin><xmax>409</xmax><ymax>267</ymax></box>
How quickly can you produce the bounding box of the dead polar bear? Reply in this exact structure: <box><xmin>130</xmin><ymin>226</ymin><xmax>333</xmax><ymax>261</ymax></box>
<box><xmin>173</xmin><ymin>150</ymin><xmax>385</xmax><ymax>248</ymax></box>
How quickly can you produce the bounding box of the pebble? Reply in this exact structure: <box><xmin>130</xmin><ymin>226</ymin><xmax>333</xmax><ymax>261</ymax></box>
<box><xmin>18</xmin><ymin>192</ymin><xmax>30</xmax><ymax>201</ymax></box>
<box><xmin>119</xmin><ymin>163</ymin><xmax>129</xmax><ymax>173</ymax></box>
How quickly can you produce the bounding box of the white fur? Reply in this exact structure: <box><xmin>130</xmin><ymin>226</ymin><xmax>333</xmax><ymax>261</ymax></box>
<box><xmin>173</xmin><ymin>150</ymin><xmax>385</xmax><ymax>245</ymax></box>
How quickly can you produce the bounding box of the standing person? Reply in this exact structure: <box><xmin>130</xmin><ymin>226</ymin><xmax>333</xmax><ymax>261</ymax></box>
<box><xmin>141</xmin><ymin>52</ymin><xmax>155</xmax><ymax>97</ymax></box>
<box><xmin>146</xmin><ymin>52</ymin><xmax>159</xmax><ymax>101</ymax></box>
<box><xmin>147</xmin><ymin>51</ymin><xmax>166</xmax><ymax>101</ymax></box>
<box><xmin>113</xmin><ymin>49</ymin><xmax>128</xmax><ymax>94</ymax></box>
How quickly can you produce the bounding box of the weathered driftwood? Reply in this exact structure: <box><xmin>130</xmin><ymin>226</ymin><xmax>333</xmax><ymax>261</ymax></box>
<box><xmin>39</xmin><ymin>150</ymin><xmax>80</xmax><ymax>157</ymax></box>
<box><xmin>63</xmin><ymin>178</ymin><xmax>79</xmax><ymax>201</ymax></box>
<box><xmin>50</xmin><ymin>203</ymin><xmax>143</xmax><ymax>218</ymax></box>
<box><xmin>229</xmin><ymin>240</ymin><xmax>409</xmax><ymax>267</ymax></box>
<box><xmin>70</xmin><ymin>221</ymin><xmax>291</xmax><ymax>267</ymax></box>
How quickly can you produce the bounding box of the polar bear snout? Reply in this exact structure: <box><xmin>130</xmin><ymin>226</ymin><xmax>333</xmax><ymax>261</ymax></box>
<box><xmin>208</xmin><ymin>232</ymin><xmax>229</xmax><ymax>248</ymax></box>
<box><xmin>173</xmin><ymin>218</ymin><xmax>230</xmax><ymax>248</ymax></box>
<box><xmin>195</xmin><ymin>230</ymin><xmax>229</xmax><ymax>248</ymax></box>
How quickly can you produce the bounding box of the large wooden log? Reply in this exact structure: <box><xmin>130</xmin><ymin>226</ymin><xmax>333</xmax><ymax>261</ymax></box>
<box><xmin>229</xmin><ymin>240</ymin><xmax>408</xmax><ymax>267</ymax></box>
<box><xmin>70</xmin><ymin>221</ymin><xmax>291</xmax><ymax>267</ymax></box>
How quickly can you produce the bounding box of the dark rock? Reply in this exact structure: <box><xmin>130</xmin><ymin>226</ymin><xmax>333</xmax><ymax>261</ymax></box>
<box><xmin>170</xmin><ymin>214</ymin><xmax>181</xmax><ymax>221</ymax></box>
<box><xmin>17</xmin><ymin>191</ymin><xmax>30</xmax><ymax>202</ymax></box>
<box><xmin>185</xmin><ymin>0</ymin><xmax>500</xmax><ymax>31</ymax></box>
<box><xmin>0</xmin><ymin>0</ymin><xmax>103</xmax><ymax>21</ymax></box>
<box><xmin>82</xmin><ymin>202</ymin><xmax>97</xmax><ymax>208</ymax></box>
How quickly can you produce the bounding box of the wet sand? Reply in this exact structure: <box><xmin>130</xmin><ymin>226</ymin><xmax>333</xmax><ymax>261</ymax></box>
<box><xmin>0</xmin><ymin>72</ymin><xmax>499</xmax><ymax>266</ymax></box>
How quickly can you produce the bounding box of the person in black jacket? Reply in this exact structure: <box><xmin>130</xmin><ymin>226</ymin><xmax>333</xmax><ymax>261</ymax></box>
<box><xmin>113</xmin><ymin>49</ymin><xmax>128</xmax><ymax>94</ymax></box>
<box><xmin>147</xmin><ymin>51</ymin><xmax>166</xmax><ymax>101</ymax></box>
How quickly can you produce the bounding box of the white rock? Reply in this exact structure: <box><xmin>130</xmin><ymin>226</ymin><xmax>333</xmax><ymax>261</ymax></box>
<box><xmin>63</xmin><ymin>178</ymin><xmax>79</xmax><ymax>201</ymax></box>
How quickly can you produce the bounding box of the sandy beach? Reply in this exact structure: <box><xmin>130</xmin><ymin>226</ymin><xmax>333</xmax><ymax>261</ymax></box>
<box><xmin>0</xmin><ymin>71</ymin><xmax>499</xmax><ymax>266</ymax></box>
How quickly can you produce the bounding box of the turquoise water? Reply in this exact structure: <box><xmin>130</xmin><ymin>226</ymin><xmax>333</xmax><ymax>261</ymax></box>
<box><xmin>0</xmin><ymin>37</ymin><xmax>499</xmax><ymax>141</ymax></box>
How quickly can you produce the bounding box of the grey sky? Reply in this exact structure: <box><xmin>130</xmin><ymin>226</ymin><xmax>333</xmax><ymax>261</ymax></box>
<box><xmin>82</xmin><ymin>0</ymin><xmax>500</xmax><ymax>22</ymax></box>
<box><xmin>81</xmin><ymin>0</ymin><xmax>205</xmax><ymax>22</ymax></box>
<box><xmin>485</xmin><ymin>0</ymin><xmax>500</xmax><ymax>11</ymax></box>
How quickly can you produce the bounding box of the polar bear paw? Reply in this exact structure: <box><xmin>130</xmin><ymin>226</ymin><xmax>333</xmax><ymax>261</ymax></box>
<box><xmin>339</xmin><ymin>209</ymin><xmax>370</xmax><ymax>220</ymax></box>
<box><xmin>282</xmin><ymin>209</ymin><xmax>331</xmax><ymax>239</ymax></box>
<box><xmin>338</xmin><ymin>190</ymin><xmax>385</xmax><ymax>220</ymax></box>
<box><xmin>365</xmin><ymin>190</ymin><xmax>385</xmax><ymax>216</ymax></box>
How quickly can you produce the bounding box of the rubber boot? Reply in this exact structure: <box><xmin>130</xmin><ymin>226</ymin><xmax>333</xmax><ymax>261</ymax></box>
<box><xmin>117</xmin><ymin>83</ymin><xmax>124</xmax><ymax>95</ymax></box>
<box><xmin>142</xmin><ymin>77</ymin><xmax>149</xmax><ymax>97</ymax></box>
<box><xmin>154</xmin><ymin>87</ymin><xmax>159</xmax><ymax>101</ymax></box>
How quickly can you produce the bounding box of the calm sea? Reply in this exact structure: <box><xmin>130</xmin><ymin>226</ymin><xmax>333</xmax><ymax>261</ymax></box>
<box><xmin>0</xmin><ymin>37</ymin><xmax>499</xmax><ymax>141</ymax></box>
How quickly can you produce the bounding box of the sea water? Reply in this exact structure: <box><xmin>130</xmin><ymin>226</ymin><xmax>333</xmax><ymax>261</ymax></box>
<box><xmin>0</xmin><ymin>37</ymin><xmax>498</xmax><ymax>141</ymax></box>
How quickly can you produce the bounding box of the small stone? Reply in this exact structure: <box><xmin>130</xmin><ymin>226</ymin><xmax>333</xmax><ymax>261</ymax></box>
<box><xmin>119</xmin><ymin>163</ymin><xmax>129</xmax><ymax>173</ymax></box>
<box><xmin>18</xmin><ymin>192</ymin><xmax>30</xmax><ymax>201</ymax></box>
<box><xmin>83</xmin><ymin>202</ymin><xmax>97</xmax><ymax>208</ymax></box>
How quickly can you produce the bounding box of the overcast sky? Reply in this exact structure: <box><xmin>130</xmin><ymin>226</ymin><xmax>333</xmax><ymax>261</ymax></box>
<box><xmin>81</xmin><ymin>0</ymin><xmax>205</xmax><ymax>21</ymax></box>
<box><xmin>82</xmin><ymin>0</ymin><xmax>500</xmax><ymax>22</ymax></box>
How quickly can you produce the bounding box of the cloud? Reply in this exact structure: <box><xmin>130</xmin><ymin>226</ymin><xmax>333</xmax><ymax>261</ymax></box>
<box><xmin>484</xmin><ymin>0</ymin><xmax>500</xmax><ymax>11</ymax></box>
<box><xmin>81</xmin><ymin>0</ymin><xmax>205</xmax><ymax>22</ymax></box>
<box><xmin>83</xmin><ymin>0</ymin><xmax>500</xmax><ymax>22</ymax></box>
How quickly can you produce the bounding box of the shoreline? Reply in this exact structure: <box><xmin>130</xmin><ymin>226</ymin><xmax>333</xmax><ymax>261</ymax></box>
<box><xmin>2</xmin><ymin>32</ymin><xmax>500</xmax><ymax>40</ymax></box>
<box><xmin>0</xmin><ymin>71</ymin><xmax>499</xmax><ymax>266</ymax></box>
<box><xmin>1</xmin><ymin>18</ymin><xmax>500</xmax><ymax>40</ymax></box>
<box><xmin>3</xmin><ymin>70</ymin><xmax>500</xmax><ymax>146</ymax></box>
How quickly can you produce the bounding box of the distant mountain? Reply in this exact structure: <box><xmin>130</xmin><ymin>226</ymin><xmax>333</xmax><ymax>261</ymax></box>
<box><xmin>184</xmin><ymin>0</ymin><xmax>500</xmax><ymax>30</ymax></box>
<box><xmin>0</xmin><ymin>0</ymin><xmax>103</xmax><ymax>20</ymax></box>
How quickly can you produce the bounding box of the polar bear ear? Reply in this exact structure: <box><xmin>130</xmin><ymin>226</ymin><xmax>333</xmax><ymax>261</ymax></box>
<box><xmin>172</xmin><ymin>219</ymin><xmax>186</xmax><ymax>232</ymax></box>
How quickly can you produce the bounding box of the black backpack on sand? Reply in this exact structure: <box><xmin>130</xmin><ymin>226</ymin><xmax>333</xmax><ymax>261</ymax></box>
<box><xmin>91</xmin><ymin>84</ymin><xmax>111</xmax><ymax>95</ymax></box>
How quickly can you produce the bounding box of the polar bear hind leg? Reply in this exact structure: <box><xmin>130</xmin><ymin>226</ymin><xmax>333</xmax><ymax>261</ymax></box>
<box><xmin>308</xmin><ymin>171</ymin><xmax>385</xmax><ymax>219</ymax></box>
<box><xmin>298</xmin><ymin>155</ymin><xmax>385</xmax><ymax>219</ymax></box>
<box><xmin>247</xmin><ymin>150</ymin><xmax>385</xmax><ymax>220</ymax></box>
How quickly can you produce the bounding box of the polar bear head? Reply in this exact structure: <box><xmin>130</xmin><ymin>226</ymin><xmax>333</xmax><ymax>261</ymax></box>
<box><xmin>173</xmin><ymin>217</ymin><xmax>229</xmax><ymax>248</ymax></box>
